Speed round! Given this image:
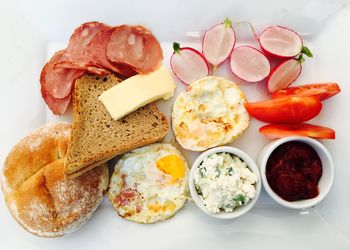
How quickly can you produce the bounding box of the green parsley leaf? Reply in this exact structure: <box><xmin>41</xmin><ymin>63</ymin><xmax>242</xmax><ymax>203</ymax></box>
<box><xmin>227</xmin><ymin>167</ymin><xmax>233</xmax><ymax>176</ymax></box>
<box><xmin>215</xmin><ymin>166</ymin><xmax>221</xmax><ymax>178</ymax></box>
<box><xmin>224</xmin><ymin>203</ymin><xmax>233</xmax><ymax>210</ymax></box>
<box><xmin>199</xmin><ymin>167</ymin><xmax>206</xmax><ymax>178</ymax></box>
<box><xmin>195</xmin><ymin>186</ymin><xmax>203</xmax><ymax>196</ymax></box>
<box><xmin>234</xmin><ymin>194</ymin><xmax>246</xmax><ymax>204</ymax></box>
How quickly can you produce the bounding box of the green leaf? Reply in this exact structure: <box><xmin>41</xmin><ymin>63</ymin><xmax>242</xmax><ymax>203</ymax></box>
<box><xmin>195</xmin><ymin>186</ymin><xmax>203</xmax><ymax>196</ymax></box>
<box><xmin>215</xmin><ymin>166</ymin><xmax>221</xmax><ymax>178</ymax></box>
<box><xmin>223</xmin><ymin>17</ymin><xmax>233</xmax><ymax>29</ymax></box>
<box><xmin>227</xmin><ymin>167</ymin><xmax>233</xmax><ymax>176</ymax></box>
<box><xmin>301</xmin><ymin>46</ymin><xmax>313</xmax><ymax>58</ymax></box>
<box><xmin>234</xmin><ymin>194</ymin><xmax>246</xmax><ymax>203</ymax></box>
<box><xmin>199</xmin><ymin>167</ymin><xmax>206</xmax><ymax>178</ymax></box>
<box><xmin>224</xmin><ymin>203</ymin><xmax>233</xmax><ymax>209</ymax></box>
<box><xmin>173</xmin><ymin>42</ymin><xmax>181</xmax><ymax>54</ymax></box>
<box><xmin>296</xmin><ymin>54</ymin><xmax>305</xmax><ymax>63</ymax></box>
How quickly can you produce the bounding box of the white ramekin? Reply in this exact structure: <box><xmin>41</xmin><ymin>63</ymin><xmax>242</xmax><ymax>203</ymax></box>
<box><xmin>257</xmin><ymin>136</ymin><xmax>334</xmax><ymax>209</ymax></box>
<box><xmin>189</xmin><ymin>146</ymin><xmax>261</xmax><ymax>219</ymax></box>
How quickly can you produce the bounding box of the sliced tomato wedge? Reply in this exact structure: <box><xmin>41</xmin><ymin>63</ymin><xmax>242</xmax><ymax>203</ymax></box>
<box><xmin>259</xmin><ymin>123</ymin><xmax>335</xmax><ymax>139</ymax></box>
<box><xmin>244</xmin><ymin>96</ymin><xmax>322</xmax><ymax>123</ymax></box>
<box><xmin>271</xmin><ymin>83</ymin><xmax>341</xmax><ymax>101</ymax></box>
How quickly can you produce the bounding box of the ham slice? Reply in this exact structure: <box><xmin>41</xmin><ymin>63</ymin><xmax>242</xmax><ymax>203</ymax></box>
<box><xmin>40</xmin><ymin>23</ymin><xmax>163</xmax><ymax>116</ymax></box>
<box><xmin>67</xmin><ymin>22</ymin><xmax>110</xmax><ymax>59</ymax></box>
<box><xmin>41</xmin><ymin>89</ymin><xmax>71</xmax><ymax>116</ymax></box>
<box><xmin>106</xmin><ymin>25</ymin><xmax>163</xmax><ymax>74</ymax></box>
<box><xmin>54</xmin><ymin>61</ymin><xmax>109</xmax><ymax>76</ymax></box>
<box><xmin>40</xmin><ymin>50</ymin><xmax>85</xmax><ymax>115</ymax></box>
<box><xmin>55</xmin><ymin>22</ymin><xmax>110</xmax><ymax>75</ymax></box>
<box><xmin>85</xmin><ymin>27</ymin><xmax>137</xmax><ymax>77</ymax></box>
<box><xmin>41</xmin><ymin>50</ymin><xmax>85</xmax><ymax>99</ymax></box>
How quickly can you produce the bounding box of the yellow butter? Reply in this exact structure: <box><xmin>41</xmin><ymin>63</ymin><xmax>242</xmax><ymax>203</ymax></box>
<box><xmin>99</xmin><ymin>66</ymin><xmax>176</xmax><ymax>120</ymax></box>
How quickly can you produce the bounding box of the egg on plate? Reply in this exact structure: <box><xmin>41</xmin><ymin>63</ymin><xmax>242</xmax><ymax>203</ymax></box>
<box><xmin>172</xmin><ymin>76</ymin><xmax>250</xmax><ymax>151</ymax></box>
<box><xmin>108</xmin><ymin>143</ymin><xmax>189</xmax><ymax>223</ymax></box>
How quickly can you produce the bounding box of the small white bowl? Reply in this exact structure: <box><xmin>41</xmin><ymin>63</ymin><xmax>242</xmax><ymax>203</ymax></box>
<box><xmin>189</xmin><ymin>146</ymin><xmax>261</xmax><ymax>219</ymax></box>
<box><xmin>257</xmin><ymin>136</ymin><xmax>334</xmax><ymax>209</ymax></box>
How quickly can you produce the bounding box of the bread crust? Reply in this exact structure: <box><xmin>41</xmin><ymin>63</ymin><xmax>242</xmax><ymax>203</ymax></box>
<box><xmin>65</xmin><ymin>74</ymin><xmax>168</xmax><ymax>178</ymax></box>
<box><xmin>1</xmin><ymin>122</ymin><xmax>109</xmax><ymax>237</ymax></box>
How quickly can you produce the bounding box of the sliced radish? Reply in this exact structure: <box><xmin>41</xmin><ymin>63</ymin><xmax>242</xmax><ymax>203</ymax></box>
<box><xmin>170</xmin><ymin>42</ymin><xmax>209</xmax><ymax>85</ymax></box>
<box><xmin>202</xmin><ymin>17</ymin><xmax>236</xmax><ymax>70</ymax></box>
<box><xmin>259</xmin><ymin>26</ymin><xmax>313</xmax><ymax>58</ymax></box>
<box><xmin>267</xmin><ymin>57</ymin><xmax>302</xmax><ymax>93</ymax></box>
<box><xmin>229</xmin><ymin>46</ymin><xmax>270</xmax><ymax>83</ymax></box>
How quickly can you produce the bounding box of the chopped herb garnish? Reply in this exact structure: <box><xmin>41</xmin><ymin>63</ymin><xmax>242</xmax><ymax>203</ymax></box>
<box><xmin>215</xmin><ymin>166</ymin><xmax>221</xmax><ymax>178</ymax></box>
<box><xmin>234</xmin><ymin>194</ymin><xmax>246</xmax><ymax>204</ymax></box>
<box><xmin>199</xmin><ymin>167</ymin><xmax>207</xmax><ymax>178</ymax></box>
<box><xmin>224</xmin><ymin>203</ymin><xmax>233</xmax><ymax>209</ymax></box>
<box><xmin>195</xmin><ymin>186</ymin><xmax>203</xmax><ymax>196</ymax></box>
<box><xmin>227</xmin><ymin>167</ymin><xmax>233</xmax><ymax>176</ymax></box>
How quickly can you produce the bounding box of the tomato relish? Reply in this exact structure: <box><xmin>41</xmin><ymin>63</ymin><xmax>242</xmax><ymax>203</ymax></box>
<box><xmin>266</xmin><ymin>141</ymin><xmax>322</xmax><ymax>202</ymax></box>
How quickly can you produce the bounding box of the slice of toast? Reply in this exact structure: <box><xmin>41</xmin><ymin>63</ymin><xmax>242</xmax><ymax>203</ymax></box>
<box><xmin>65</xmin><ymin>73</ymin><xmax>168</xmax><ymax>178</ymax></box>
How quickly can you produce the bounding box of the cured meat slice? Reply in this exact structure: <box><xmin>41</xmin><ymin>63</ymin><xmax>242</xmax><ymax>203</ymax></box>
<box><xmin>111</xmin><ymin>63</ymin><xmax>137</xmax><ymax>78</ymax></box>
<box><xmin>40</xmin><ymin>50</ymin><xmax>85</xmax><ymax>99</ymax></box>
<box><xmin>85</xmin><ymin>27</ymin><xmax>137</xmax><ymax>77</ymax></box>
<box><xmin>66</xmin><ymin>21</ymin><xmax>110</xmax><ymax>62</ymax></box>
<box><xmin>54</xmin><ymin>22</ymin><xmax>110</xmax><ymax>74</ymax></box>
<box><xmin>106</xmin><ymin>25</ymin><xmax>163</xmax><ymax>74</ymax></box>
<box><xmin>85</xmin><ymin>66</ymin><xmax>110</xmax><ymax>75</ymax></box>
<box><xmin>54</xmin><ymin>61</ymin><xmax>110</xmax><ymax>76</ymax></box>
<box><xmin>41</xmin><ymin>88</ymin><xmax>71</xmax><ymax>115</ymax></box>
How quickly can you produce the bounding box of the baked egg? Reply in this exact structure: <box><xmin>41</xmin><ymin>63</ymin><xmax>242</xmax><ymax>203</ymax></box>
<box><xmin>172</xmin><ymin>76</ymin><xmax>249</xmax><ymax>151</ymax></box>
<box><xmin>108</xmin><ymin>143</ymin><xmax>189</xmax><ymax>223</ymax></box>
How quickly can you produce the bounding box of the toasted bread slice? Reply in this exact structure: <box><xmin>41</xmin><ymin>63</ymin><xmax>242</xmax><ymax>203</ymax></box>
<box><xmin>65</xmin><ymin>74</ymin><xmax>168</xmax><ymax>178</ymax></box>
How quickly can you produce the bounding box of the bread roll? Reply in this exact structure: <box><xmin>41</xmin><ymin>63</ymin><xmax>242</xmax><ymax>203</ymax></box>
<box><xmin>1</xmin><ymin>122</ymin><xmax>109</xmax><ymax>237</ymax></box>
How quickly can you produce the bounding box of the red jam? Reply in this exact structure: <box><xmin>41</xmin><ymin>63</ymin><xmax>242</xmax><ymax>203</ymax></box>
<box><xmin>266</xmin><ymin>141</ymin><xmax>322</xmax><ymax>202</ymax></box>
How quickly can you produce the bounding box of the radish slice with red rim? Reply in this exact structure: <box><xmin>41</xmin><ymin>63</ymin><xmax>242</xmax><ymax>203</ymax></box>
<box><xmin>267</xmin><ymin>57</ymin><xmax>302</xmax><ymax>93</ymax></box>
<box><xmin>229</xmin><ymin>46</ymin><xmax>270</xmax><ymax>83</ymax></box>
<box><xmin>202</xmin><ymin>17</ymin><xmax>236</xmax><ymax>70</ymax></box>
<box><xmin>259</xmin><ymin>26</ymin><xmax>313</xmax><ymax>58</ymax></box>
<box><xmin>170</xmin><ymin>42</ymin><xmax>209</xmax><ymax>85</ymax></box>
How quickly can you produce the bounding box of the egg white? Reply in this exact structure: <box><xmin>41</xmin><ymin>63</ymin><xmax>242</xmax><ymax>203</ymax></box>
<box><xmin>172</xmin><ymin>76</ymin><xmax>249</xmax><ymax>151</ymax></box>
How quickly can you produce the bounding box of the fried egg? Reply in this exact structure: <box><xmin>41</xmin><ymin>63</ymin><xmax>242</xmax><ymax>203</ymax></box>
<box><xmin>107</xmin><ymin>143</ymin><xmax>189</xmax><ymax>223</ymax></box>
<box><xmin>172</xmin><ymin>76</ymin><xmax>249</xmax><ymax>151</ymax></box>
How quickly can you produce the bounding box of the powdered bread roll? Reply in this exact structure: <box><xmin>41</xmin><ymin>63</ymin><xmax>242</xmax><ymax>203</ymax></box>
<box><xmin>1</xmin><ymin>122</ymin><xmax>108</xmax><ymax>237</ymax></box>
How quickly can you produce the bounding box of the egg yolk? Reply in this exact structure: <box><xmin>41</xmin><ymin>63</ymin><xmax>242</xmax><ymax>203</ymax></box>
<box><xmin>147</xmin><ymin>200</ymin><xmax>177</xmax><ymax>213</ymax></box>
<box><xmin>156</xmin><ymin>154</ymin><xmax>185</xmax><ymax>182</ymax></box>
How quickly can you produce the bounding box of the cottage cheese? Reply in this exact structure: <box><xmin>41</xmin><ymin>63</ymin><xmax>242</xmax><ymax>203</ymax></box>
<box><xmin>194</xmin><ymin>152</ymin><xmax>257</xmax><ymax>213</ymax></box>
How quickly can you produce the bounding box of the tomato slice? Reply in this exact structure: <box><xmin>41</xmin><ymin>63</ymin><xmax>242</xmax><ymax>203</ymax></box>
<box><xmin>272</xmin><ymin>83</ymin><xmax>341</xmax><ymax>101</ymax></box>
<box><xmin>259</xmin><ymin>123</ymin><xmax>335</xmax><ymax>139</ymax></box>
<box><xmin>244</xmin><ymin>96</ymin><xmax>322</xmax><ymax>123</ymax></box>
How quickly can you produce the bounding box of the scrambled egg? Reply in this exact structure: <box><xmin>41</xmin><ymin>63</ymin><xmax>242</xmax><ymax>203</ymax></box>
<box><xmin>107</xmin><ymin>143</ymin><xmax>189</xmax><ymax>223</ymax></box>
<box><xmin>172</xmin><ymin>76</ymin><xmax>250</xmax><ymax>151</ymax></box>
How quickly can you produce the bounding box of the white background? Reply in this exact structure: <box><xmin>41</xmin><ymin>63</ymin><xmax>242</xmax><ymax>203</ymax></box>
<box><xmin>1</xmin><ymin>0</ymin><xmax>350</xmax><ymax>249</ymax></box>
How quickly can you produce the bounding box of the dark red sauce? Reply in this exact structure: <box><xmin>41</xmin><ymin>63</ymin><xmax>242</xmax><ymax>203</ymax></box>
<box><xmin>266</xmin><ymin>141</ymin><xmax>322</xmax><ymax>202</ymax></box>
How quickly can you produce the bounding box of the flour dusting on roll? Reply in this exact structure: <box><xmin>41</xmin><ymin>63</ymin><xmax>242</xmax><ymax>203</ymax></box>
<box><xmin>1</xmin><ymin>122</ymin><xmax>109</xmax><ymax>237</ymax></box>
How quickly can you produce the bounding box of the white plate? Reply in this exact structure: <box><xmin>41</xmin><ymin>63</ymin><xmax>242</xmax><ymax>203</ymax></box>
<box><xmin>1</xmin><ymin>0</ymin><xmax>350</xmax><ymax>249</ymax></box>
